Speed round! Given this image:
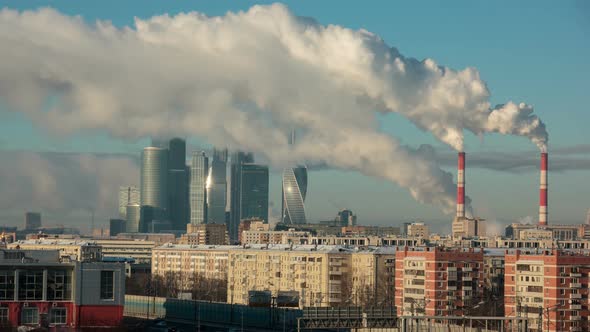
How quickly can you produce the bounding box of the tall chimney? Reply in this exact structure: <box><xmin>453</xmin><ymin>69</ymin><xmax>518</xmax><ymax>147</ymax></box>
<box><xmin>456</xmin><ymin>152</ymin><xmax>465</xmax><ymax>218</ymax></box>
<box><xmin>539</xmin><ymin>152</ymin><xmax>548</xmax><ymax>226</ymax></box>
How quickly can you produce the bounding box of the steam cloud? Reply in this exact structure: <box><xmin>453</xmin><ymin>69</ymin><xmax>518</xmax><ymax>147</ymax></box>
<box><xmin>0</xmin><ymin>5</ymin><xmax>548</xmax><ymax>213</ymax></box>
<box><xmin>0</xmin><ymin>151</ymin><xmax>138</xmax><ymax>224</ymax></box>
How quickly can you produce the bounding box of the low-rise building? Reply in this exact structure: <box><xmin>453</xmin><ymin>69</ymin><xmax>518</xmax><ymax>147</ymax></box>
<box><xmin>94</xmin><ymin>238</ymin><xmax>156</xmax><ymax>264</ymax></box>
<box><xmin>7</xmin><ymin>239</ymin><xmax>102</xmax><ymax>262</ymax></box>
<box><xmin>0</xmin><ymin>249</ymin><xmax>125</xmax><ymax>328</ymax></box>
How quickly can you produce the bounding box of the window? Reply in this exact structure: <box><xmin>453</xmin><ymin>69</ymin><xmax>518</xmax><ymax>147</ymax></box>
<box><xmin>0</xmin><ymin>307</ymin><xmax>8</xmax><ymax>323</ymax></box>
<box><xmin>21</xmin><ymin>307</ymin><xmax>39</xmax><ymax>325</ymax></box>
<box><xmin>19</xmin><ymin>271</ymin><xmax>43</xmax><ymax>300</ymax></box>
<box><xmin>100</xmin><ymin>271</ymin><xmax>114</xmax><ymax>300</ymax></box>
<box><xmin>0</xmin><ymin>272</ymin><xmax>14</xmax><ymax>300</ymax></box>
<box><xmin>48</xmin><ymin>270</ymin><xmax>71</xmax><ymax>300</ymax></box>
<box><xmin>50</xmin><ymin>308</ymin><xmax>67</xmax><ymax>325</ymax></box>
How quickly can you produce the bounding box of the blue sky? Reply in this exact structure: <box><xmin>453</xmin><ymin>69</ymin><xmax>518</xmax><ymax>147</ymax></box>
<box><xmin>0</xmin><ymin>1</ymin><xmax>588</xmax><ymax>231</ymax></box>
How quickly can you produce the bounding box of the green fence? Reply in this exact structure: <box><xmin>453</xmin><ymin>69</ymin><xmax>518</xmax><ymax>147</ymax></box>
<box><xmin>124</xmin><ymin>295</ymin><xmax>302</xmax><ymax>330</ymax></box>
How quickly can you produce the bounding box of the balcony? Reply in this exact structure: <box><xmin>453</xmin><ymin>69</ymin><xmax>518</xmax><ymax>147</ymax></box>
<box><xmin>570</xmin><ymin>304</ymin><xmax>582</xmax><ymax>310</ymax></box>
<box><xmin>570</xmin><ymin>272</ymin><xmax>582</xmax><ymax>277</ymax></box>
<box><xmin>570</xmin><ymin>293</ymin><xmax>582</xmax><ymax>299</ymax></box>
<box><xmin>462</xmin><ymin>277</ymin><xmax>472</xmax><ymax>281</ymax></box>
<box><xmin>463</xmin><ymin>267</ymin><xmax>473</xmax><ymax>272</ymax></box>
<box><xmin>447</xmin><ymin>267</ymin><xmax>457</xmax><ymax>272</ymax></box>
<box><xmin>570</xmin><ymin>283</ymin><xmax>582</xmax><ymax>288</ymax></box>
<box><xmin>447</xmin><ymin>286</ymin><xmax>457</xmax><ymax>290</ymax></box>
<box><xmin>570</xmin><ymin>315</ymin><xmax>581</xmax><ymax>321</ymax></box>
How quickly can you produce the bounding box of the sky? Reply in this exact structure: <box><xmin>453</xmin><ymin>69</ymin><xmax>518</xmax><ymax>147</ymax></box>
<box><xmin>0</xmin><ymin>1</ymin><xmax>589</xmax><ymax>233</ymax></box>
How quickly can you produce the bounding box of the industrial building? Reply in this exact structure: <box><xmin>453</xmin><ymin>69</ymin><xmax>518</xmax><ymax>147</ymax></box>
<box><xmin>0</xmin><ymin>249</ymin><xmax>125</xmax><ymax>328</ymax></box>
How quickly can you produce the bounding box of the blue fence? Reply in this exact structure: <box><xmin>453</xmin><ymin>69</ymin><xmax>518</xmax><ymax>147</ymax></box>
<box><xmin>125</xmin><ymin>295</ymin><xmax>302</xmax><ymax>330</ymax></box>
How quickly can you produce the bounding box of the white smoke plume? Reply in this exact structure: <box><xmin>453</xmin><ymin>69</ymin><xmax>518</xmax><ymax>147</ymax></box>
<box><xmin>0</xmin><ymin>4</ymin><xmax>547</xmax><ymax>213</ymax></box>
<box><xmin>0</xmin><ymin>151</ymin><xmax>138</xmax><ymax>225</ymax></box>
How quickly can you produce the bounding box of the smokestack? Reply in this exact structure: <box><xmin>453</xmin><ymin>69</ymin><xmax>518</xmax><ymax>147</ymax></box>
<box><xmin>456</xmin><ymin>152</ymin><xmax>465</xmax><ymax>218</ymax></box>
<box><xmin>539</xmin><ymin>152</ymin><xmax>548</xmax><ymax>226</ymax></box>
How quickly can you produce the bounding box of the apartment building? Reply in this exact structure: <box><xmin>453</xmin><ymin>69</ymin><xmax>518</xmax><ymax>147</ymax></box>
<box><xmin>505</xmin><ymin>249</ymin><xmax>590</xmax><ymax>332</ymax></box>
<box><xmin>241</xmin><ymin>228</ymin><xmax>310</xmax><ymax>245</ymax></box>
<box><xmin>227</xmin><ymin>244</ymin><xmax>351</xmax><ymax>307</ymax></box>
<box><xmin>151</xmin><ymin>244</ymin><xmax>230</xmax><ymax>283</ymax></box>
<box><xmin>179</xmin><ymin>224</ymin><xmax>229</xmax><ymax>245</ymax></box>
<box><xmin>7</xmin><ymin>239</ymin><xmax>102</xmax><ymax>262</ymax></box>
<box><xmin>0</xmin><ymin>249</ymin><xmax>125</xmax><ymax>328</ymax></box>
<box><xmin>394</xmin><ymin>246</ymin><xmax>485</xmax><ymax>317</ymax></box>
<box><xmin>350</xmin><ymin>248</ymin><xmax>396</xmax><ymax>307</ymax></box>
<box><xmin>407</xmin><ymin>222</ymin><xmax>430</xmax><ymax>238</ymax></box>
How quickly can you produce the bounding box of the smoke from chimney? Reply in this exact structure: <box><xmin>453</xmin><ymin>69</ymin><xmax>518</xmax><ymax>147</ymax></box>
<box><xmin>457</xmin><ymin>152</ymin><xmax>466</xmax><ymax>218</ymax></box>
<box><xmin>539</xmin><ymin>152</ymin><xmax>548</xmax><ymax>226</ymax></box>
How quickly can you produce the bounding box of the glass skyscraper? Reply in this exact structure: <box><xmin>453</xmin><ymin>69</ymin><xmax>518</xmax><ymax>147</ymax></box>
<box><xmin>281</xmin><ymin>166</ymin><xmax>308</xmax><ymax>224</ymax></box>
<box><xmin>229</xmin><ymin>152</ymin><xmax>254</xmax><ymax>243</ymax></box>
<box><xmin>140</xmin><ymin>147</ymin><xmax>168</xmax><ymax>232</ymax></box>
<box><xmin>140</xmin><ymin>147</ymin><xmax>168</xmax><ymax>209</ymax></box>
<box><xmin>190</xmin><ymin>151</ymin><xmax>209</xmax><ymax>225</ymax></box>
<box><xmin>167</xmin><ymin>138</ymin><xmax>189</xmax><ymax>230</ymax></box>
<box><xmin>207</xmin><ymin>149</ymin><xmax>228</xmax><ymax>224</ymax></box>
<box><xmin>239</xmin><ymin>164</ymin><xmax>269</xmax><ymax>224</ymax></box>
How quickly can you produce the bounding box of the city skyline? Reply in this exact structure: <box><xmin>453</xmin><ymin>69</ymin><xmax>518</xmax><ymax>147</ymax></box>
<box><xmin>0</xmin><ymin>1</ymin><xmax>588</xmax><ymax>232</ymax></box>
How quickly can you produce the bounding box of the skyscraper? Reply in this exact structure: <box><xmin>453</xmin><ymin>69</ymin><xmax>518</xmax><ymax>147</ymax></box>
<box><xmin>118</xmin><ymin>186</ymin><xmax>140</xmax><ymax>218</ymax></box>
<box><xmin>281</xmin><ymin>166</ymin><xmax>308</xmax><ymax>224</ymax></box>
<box><xmin>281</xmin><ymin>130</ymin><xmax>308</xmax><ymax>224</ymax></box>
<box><xmin>190</xmin><ymin>151</ymin><xmax>209</xmax><ymax>225</ymax></box>
<box><xmin>229</xmin><ymin>152</ymin><xmax>254</xmax><ymax>242</ymax></box>
<box><xmin>167</xmin><ymin>138</ymin><xmax>189</xmax><ymax>230</ymax></box>
<box><xmin>24</xmin><ymin>212</ymin><xmax>41</xmax><ymax>230</ymax></box>
<box><xmin>140</xmin><ymin>147</ymin><xmax>168</xmax><ymax>231</ymax></box>
<box><xmin>207</xmin><ymin>149</ymin><xmax>228</xmax><ymax>224</ymax></box>
<box><xmin>240</xmin><ymin>164</ymin><xmax>269</xmax><ymax>224</ymax></box>
<box><xmin>125</xmin><ymin>204</ymin><xmax>141</xmax><ymax>233</ymax></box>
<box><xmin>141</xmin><ymin>147</ymin><xmax>169</xmax><ymax>209</ymax></box>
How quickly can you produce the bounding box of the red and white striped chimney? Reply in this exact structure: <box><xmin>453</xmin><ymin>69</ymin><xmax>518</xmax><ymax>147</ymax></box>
<box><xmin>456</xmin><ymin>152</ymin><xmax>466</xmax><ymax>218</ymax></box>
<box><xmin>539</xmin><ymin>152</ymin><xmax>548</xmax><ymax>226</ymax></box>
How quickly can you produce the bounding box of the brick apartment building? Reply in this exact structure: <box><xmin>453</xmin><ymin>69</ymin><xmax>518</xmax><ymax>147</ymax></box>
<box><xmin>395</xmin><ymin>246</ymin><xmax>484</xmax><ymax>317</ymax></box>
<box><xmin>505</xmin><ymin>249</ymin><xmax>590</xmax><ymax>332</ymax></box>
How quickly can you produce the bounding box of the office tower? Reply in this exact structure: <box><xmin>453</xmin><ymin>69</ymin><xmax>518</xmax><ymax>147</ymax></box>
<box><xmin>190</xmin><ymin>151</ymin><xmax>209</xmax><ymax>225</ymax></box>
<box><xmin>281</xmin><ymin>130</ymin><xmax>308</xmax><ymax>225</ymax></box>
<box><xmin>229</xmin><ymin>152</ymin><xmax>254</xmax><ymax>242</ymax></box>
<box><xmin>207</xmin><ymin>149</ymin><xmax>228</xmax><ymax>224</ymax></box>
<box><xmin>125</xmin><ymin>204</ymin><xmax>141</xmax><ymax>233</ymax></box>
<box><xmin>109</xmin><ymin>218</ymin><xmax>126</xmax><ymax>236</ymax></box>
<box><xmin>140</xmin><ymin>146</ymin><xmax>168</xmax><ymax>230</ymax></box>
<box><xmin>118</xmin><ymin>186</ymin><xmax>140</xmax><ymax>218</ymax></box>
<box><xmin>168</xmin><ymin>138</ymin><xmax>186</xmax><ymax>170</ymax></box>
<box><xmin>281</xmin><ymin>166</ymin><xmax>308</xmax><ymax>224</ymax></box>
<box><xmin>140</xmin><ymin>147</ymin><xmax>168</xmax><ymax>209</ymax></box>
<box><xmin>167</xmin><ymin>138</ymin><xmax>189</xmax><ymax>230</ymax></box>
<box><xmin>24</xmin><ymin>212</ymin><xmax>42</xmax><ymax>230</ymax></box>
<box><xmin>336</xmin><ymin>209</ymin><xmax>356</xmax><ymax>226</ymax></box>
<box><xmin>239</xmin><ymin>164</ymin><xmax>269</xmax><ymax>225</ymax></box>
